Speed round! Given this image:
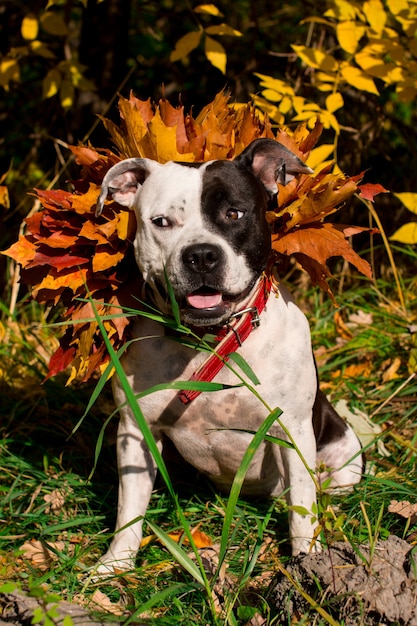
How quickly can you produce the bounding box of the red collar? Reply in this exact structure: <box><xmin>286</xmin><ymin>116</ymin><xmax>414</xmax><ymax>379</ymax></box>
<box><xmin>179</xmin><ymin>274</ymin><xmax>274</xmax><ymax>404</ymax></box>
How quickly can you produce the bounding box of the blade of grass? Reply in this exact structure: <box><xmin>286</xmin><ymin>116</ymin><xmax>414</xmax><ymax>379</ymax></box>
<box><xmin>219</xmin><ymin>407</ymin><xmax>282</xmax><ymax>565</ymax></box>
<box><xmin>124</xmin><ymin>583</ymin><xmax>198</xmax><ymax>624</ymax></box>
<box><xmin>87</xmin><ymin>292</ymin><xmax>219</xmax><ymax>619</ymax></box>
<box><xmin>275</xmin><ymin>561</ymin><xmax>341</xmax><ymax>626</ymax></box>
<box><xmin>146</xmin><ymin>519</ymin><xmax>205</xmax><ymax>586</ymax></box>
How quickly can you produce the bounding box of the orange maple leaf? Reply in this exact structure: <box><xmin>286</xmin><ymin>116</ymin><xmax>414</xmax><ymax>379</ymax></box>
<box><xmin>1</xmin><ymin>91</ymin><xmax>380</xmax><ymax>382</ymax></box>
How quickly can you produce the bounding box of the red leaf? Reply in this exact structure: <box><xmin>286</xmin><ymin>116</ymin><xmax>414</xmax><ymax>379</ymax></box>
<box><xmin>46</xmin><ymin>342</ymin><xmax>76</xmax><ymax>379</ymax></box>
<box><xmin>357</xmin><ymin>183</ymin><xmax>389</xmax><ymax>202</ymax></box>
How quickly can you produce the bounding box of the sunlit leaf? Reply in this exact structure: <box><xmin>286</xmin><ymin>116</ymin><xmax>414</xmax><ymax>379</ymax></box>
<box><xmin>205</xmin><ymin>24</ymin><xmax>243</xmax><ymax>37</ymax></box>
<box><xmin>170</xmin><ymin>31</ymin><xmax>202</xmax><ymax>62</ymax></box>
<box><xmin>390</xmin><ymin>223</ymin><xmax>417</xmax><ymax>244</ymax></box>
<box><xmin>204</xmin><ymin>35</ymin><xmax>226</xmax><ymax>73</ymax></box>
<box><xmin>362</xmin><ymin>0</ymin><xmax>387</xmax><ymax>34</ymax></box>
<box><xmin>306</xmin><ymin>144</ymin><xmax>335</xmax><ymax>169</ymax></box>
<box><xmin>336</xmin><ymin>21</ymin><xmax>365</xmax><ymax>54</ymax></box>
<box><xmin>30</xmin><ymin>40</ymin><xmax>56</xmax><ymax>59</ymax></box>
<box><xmin>341</xmin><ymin>65</ymin><xmax>379</xmax><ymax>94</ymax></box>
<box><xmin>194</xmin><ymin>4</ymin><xmax>224</xmax><ymax>16</ymax></box>
<box><xmin>2</xmin><ymin>236</ymin><xmax>37</xmax><ymax>267</ymax></box>
<box><xmin>385</xmin><ymin>0</ymin><xmax>408</xmax><ymax>15</ymax></box>
<box><xmin>324</xmin><ymin>0</ymin><xmax>358</xmax><ymax>20</ymax></box>
<box><xmin>42</xmin><ymin>68</ymin><xmax>61</xmax><ymax>99</ymax></box>
<box><xmin>292</xmin><ymin>45</ymin><xmax>339</xmax><ymax>72</ymax></box>
<box><xmin>0</xmin><ymin>58</ymin><xmax>20</xmax><ymax>90</ymax></box>
<box><xmin>0</xmin><ymin>185</ymin><xmax>10</xmax><ymax>209</ymax></box>
<box><xmin>21</xmin><ymin>14</ymin><xmax>39</xmax><ymax>40</ymax></box>
<box><xmin>394</xmin><ymin>192</ymin><xmax>417</xmax><ymax>215</ymax></box>
<box><xmin>325</xmin><ymin>92</ymin><xmax>344</xmax><ymax>113</ymax></box>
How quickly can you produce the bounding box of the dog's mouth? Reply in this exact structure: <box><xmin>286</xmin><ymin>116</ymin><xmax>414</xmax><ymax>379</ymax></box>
<box><xmin>183</xmin><ymin>287</ymin><xmax>227</xmax><ymax>326</ymax></box>
<box><xmin>152</xmin><ymin>279</ymin><xmax>255</xmax><ymax>327</ymax></box>
<box><xmin>185</xmin><ymin>287</ymin><xmax>223</xmax><ymax>310</ymax></box>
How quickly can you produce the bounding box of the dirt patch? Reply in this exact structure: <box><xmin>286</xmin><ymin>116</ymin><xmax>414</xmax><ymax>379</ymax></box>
<box><xmin>269</xmin><ymin>535</ymin><xmax>417</xmax><ymax>625</ymax></box>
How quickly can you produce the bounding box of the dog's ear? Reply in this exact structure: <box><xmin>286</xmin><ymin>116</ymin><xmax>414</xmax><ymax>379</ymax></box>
<box><xmin>236</xmin><ymin>138</ymin><xmax>313</xmax><ymax>194</ymax></box>
<box><xmin>96</xmin><ymin>158</ymin><xmax>161</xmax><ymax>216</ymax></box>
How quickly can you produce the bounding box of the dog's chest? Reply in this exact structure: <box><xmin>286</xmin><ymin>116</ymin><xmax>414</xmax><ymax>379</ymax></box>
<box><xmin>116</xmin><ymin>293</ymin><xmax>315</xmax><ymax>492</ymax></box>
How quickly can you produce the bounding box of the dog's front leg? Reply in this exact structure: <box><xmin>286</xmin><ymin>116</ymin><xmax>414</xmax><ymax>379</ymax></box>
<box><xmin>282</xmin><ymin>421</ymin><xmax>318</xmax><ymax>555</ymax></box>
<box><xmin>96</xmin><ymin>414</ymin><xmax>160</xmax><ymax>574</ymax></box>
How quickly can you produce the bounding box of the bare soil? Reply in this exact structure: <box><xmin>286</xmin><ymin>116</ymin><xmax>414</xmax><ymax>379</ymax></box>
<box><xmin>269</xmin><ymin>534</ymin><xmax>417</xmax><ymax>625</ymax></box>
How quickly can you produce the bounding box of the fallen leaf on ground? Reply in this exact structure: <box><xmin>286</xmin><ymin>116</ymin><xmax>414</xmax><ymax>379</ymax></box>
<box><xmin>388</xmin><ymin>500</ymin><xmax>417</xmax><ymax>524</ymax></box>
<box><xmin>19</xmin><ymin>539</ymin><xmax>69</xmax><ymax>570</ymax></box>
<box><xmin>348</xmin><ymin>310</ymin><xmax>373</xmax><ymax>326</ymax></box>
<box><xmin>141</xmin><ymin>525</ymin><xmax>212</xmax><ymax>549</ymax></box>
<box><xmin>382</xmin><ymin>357</ymin><xmax>402</xmax><ymax>382</ymax></box>
<box><xmin>89</xmin><ymin>589</ymin><xmax>125</xmax><ymax>616</ymax></box>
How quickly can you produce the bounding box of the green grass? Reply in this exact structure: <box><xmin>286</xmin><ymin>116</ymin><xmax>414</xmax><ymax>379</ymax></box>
<box><xmin>1</xmin><ymin>250</ymin><xmax>417</xmax><ymax>624</ymax></box>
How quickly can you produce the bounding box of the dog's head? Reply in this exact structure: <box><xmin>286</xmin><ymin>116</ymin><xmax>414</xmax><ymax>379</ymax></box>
<box><xmin>97</xmin><ymin>139</ymin><xmax>312</xmax><ymax>326</ymax></box>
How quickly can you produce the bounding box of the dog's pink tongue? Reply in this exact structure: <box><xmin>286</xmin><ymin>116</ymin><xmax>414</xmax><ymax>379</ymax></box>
<box><xmin>186</xmin><ymin>291</ymin><xmax>222</xmax><ymax>309</ymax></box>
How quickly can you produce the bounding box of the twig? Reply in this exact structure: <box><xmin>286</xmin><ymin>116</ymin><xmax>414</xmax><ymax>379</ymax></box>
<box><xmin>370</xmin><ymin>372</ymin><xmax>416</xmax><ymax>418</ymax></box>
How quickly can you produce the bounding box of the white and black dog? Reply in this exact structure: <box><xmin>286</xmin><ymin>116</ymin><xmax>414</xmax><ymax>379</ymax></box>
<box><xmin>94</xmin><ymin>138</ymin><xmax>363</xmax><ymax>573</ymax></box>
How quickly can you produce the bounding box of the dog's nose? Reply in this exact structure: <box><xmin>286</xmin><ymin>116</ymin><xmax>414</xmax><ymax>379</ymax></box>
<box><xmin>182</xmin><ymin>243</ymin><xmax>221</xmax><ymax>273</ymax></box>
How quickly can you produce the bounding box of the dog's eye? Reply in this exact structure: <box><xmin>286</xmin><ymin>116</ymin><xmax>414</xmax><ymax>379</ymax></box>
<box><xmin>225</xmin><ymin>208</ymin><xmax>244</xmax><ymax>221</ymax></box>
<box><xmin>152</xmin><ymin>216</ymin><xmax>171</xmax><ymax>228</ymax></box>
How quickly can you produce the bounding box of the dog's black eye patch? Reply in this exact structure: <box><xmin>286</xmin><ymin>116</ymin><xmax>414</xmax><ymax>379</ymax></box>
<box><xmin>225</xmin><ymin>208</ymin><xmax>244</xmax><ymax>221</ymax></box>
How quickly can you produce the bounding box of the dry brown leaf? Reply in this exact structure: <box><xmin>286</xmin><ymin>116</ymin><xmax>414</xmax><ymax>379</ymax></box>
<box><xmin>334</xmin><ymin>311</ymin><xmax>354</xmax><ymax>340</ymax></box>
<box><xmin>2</xmin><ymin>91</ymin><xmax>379</xmax><ymax>383</ymax></box>
<box><xmin>90</xmin><ymin>590</ymin><xmax>125</xmax><ymax>616</ymax></box>
<box><xmin>388</xmin><ymin>500</ymin><xmax>417</xmax><ymax>524</ymax></box>
<box><xmin>381</xmin><ymin>357</ymin><xmax>402</xmax><ymax>382</ymax></box>
<box><xmin>332</xmin><ymin>362</ymin><xmax>373</xmax><ymax>379</ymax></box>
<box><xmin>19</xmin><ymin>539</ymin><xmax>68</xmax><ymax>570</ymax></box>
<box><xmin>43</xmin><ymin>488</ymin><xmax>68</xmax><ymax>514</ymax></box>
<box><xmin>348</xmin><ymin>310</ymin><xmax>374</xmax><ymax>326</ymax></box>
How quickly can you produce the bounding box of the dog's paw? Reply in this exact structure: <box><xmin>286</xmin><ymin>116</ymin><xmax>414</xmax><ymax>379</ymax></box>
<box><xmin>90</xmin><ymin>553</ymin><xmax>136</xmax><ymax>578</ymax></box>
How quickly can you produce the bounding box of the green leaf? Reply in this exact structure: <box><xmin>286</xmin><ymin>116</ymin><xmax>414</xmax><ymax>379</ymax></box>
<box><xmin>164</xmin><ymin>268</ymin><xmax>181</xmax><ymax>326</ymax></box>
<box><xmin>288</xmin><ymin>504</ymin><xmax>310</xmax><ymax>516</ymax></box>
<box><xmin>227</xmin><ymin>352</ymin><xmax>260</xmax><ymax>385</ymax></box>
<box><xmin>394</xmin><ymin>192</ymin><xmax>417</xmax><ymax>215</ymax></box>
<box><xmin>146</xmin><ymin>520</ymin><xmax>205</xmax><ymax>585</ymax></box>
<box><xmin>135</xmin><ymin>380</ymin><xmax>244</xmax><ymax>399</ymax></box>
<box><xmin>219</xmin><ymin>407</ymin><xmax>282</xmax><ymax>562</ymax></box>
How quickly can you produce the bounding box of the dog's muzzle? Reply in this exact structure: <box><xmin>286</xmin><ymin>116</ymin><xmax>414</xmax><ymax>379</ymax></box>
<box><xmin>180</xmin><ymin>243</ymin><xmax>231</xmax><ymax>325</ymax></box>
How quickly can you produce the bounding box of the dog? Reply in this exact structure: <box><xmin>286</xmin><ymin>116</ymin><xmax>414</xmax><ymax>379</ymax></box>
<box><xmin>94</xmin><ymin>138</ymin><xmax>363</xmax><ymax>573</ymax></box>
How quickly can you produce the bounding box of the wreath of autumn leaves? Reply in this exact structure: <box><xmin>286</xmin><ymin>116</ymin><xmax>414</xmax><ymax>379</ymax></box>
<box><xmin>4</xmin><ymin>91</ymin><xmax>379</xmax><ymax>383</ymax></box>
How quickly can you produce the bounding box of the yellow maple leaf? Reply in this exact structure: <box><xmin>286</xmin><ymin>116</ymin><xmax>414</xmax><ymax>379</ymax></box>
<box><xmin>139</xmin><ymin>109</ymin><xmax>195</xmax><ymax>163</ymax></box>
